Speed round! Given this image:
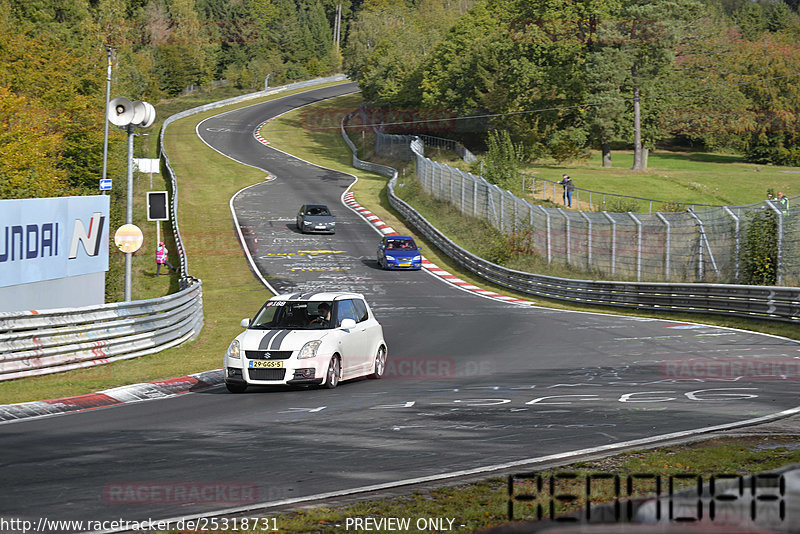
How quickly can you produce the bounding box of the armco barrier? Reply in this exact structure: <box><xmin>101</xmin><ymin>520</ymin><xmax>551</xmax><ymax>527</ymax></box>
<box><xmin>0</xmin><ymin>281</ymin><xmax>203</xmax><ymax>381</ymax></box>
<box><xmin>0</xmin><ymin>76</ymin><xmax>348</xmax><ymax>382</ymax></box>
<box><xmin>341</xmin><ymin>112</ymin><xmax>800</xmax><ymax>325</ymax></box>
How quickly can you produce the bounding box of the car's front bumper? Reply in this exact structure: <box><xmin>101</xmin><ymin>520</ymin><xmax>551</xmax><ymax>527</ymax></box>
<box><xmin>386</xmin><ymin>259</ymin><xmax>422</xmax><ymax>270</ymax></box>
<box><xmin>225</xmin><ymin>358</ymin><xmax>327</xmax><ymax>386</ymax></box>
<box><xmin>302</xmin><ymin>222</ymin><xmax>335</xmax><ymax>233</ymax></box>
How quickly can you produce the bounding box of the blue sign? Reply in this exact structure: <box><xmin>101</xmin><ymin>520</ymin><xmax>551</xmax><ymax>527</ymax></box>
<box><xmin>99</xmin><ymin>179</ymin><xmax>112</xmax><ymax>191</ymax></box>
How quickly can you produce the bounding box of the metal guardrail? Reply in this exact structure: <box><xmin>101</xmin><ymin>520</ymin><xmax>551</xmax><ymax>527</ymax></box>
<box><xmin>0</xmin><ymin>281</ymin><xmax>203</xmax><ymax>380</ymax></box>
<box><xmin>0</xmin><ymin>76</ymin><xmax>348</xmax><ymax>382</ymax></box>
<box><xmin>341</xmin><ymin>113</ymin><xmax>800</xmax><ymax>324</ymax></box>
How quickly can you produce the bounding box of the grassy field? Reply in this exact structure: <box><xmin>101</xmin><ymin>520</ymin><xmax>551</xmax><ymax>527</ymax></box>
<box><xmin>438</xmin><ymin>146</ymin><xmax>800</xmax><ymax>210</ymax></box>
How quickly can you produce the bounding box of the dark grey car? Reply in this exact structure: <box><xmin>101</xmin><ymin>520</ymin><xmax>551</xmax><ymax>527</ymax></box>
<box><xmin>296</xmin><ymin>204</ymin><xmax>336</xmax><ymax>234</ymax></box>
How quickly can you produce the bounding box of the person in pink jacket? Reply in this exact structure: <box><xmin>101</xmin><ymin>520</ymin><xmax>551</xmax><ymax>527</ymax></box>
<box><xmin>155</xmin><ymin>242</ymin><xmax>177</xmax><ymax>275</ymax></box>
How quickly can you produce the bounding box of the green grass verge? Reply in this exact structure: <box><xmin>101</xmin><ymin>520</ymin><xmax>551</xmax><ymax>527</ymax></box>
<box><xmin>440</xmin><ymin>147</ymin><xmax>800</xmax><ymax>209</ymax></box>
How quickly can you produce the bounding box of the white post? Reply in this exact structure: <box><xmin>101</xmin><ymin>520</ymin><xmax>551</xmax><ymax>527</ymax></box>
<box><xmin>580</xmin><ymin>211</ymin><xmax>592</xmax><ymax>270</ymax></box>
<box><xmin>603</xmin><ymin>211</ymin><xmax>617</xmax><ymax>276</ymax></box>
<box><xmin>656</xmin><ymin>212</ymin><xmax>671</xmax><ymax>281</ymax></box>
<box><xmin>628</xmin><ymin>212</ymin><xmax>643</xmax><ymax>281</ymax></box>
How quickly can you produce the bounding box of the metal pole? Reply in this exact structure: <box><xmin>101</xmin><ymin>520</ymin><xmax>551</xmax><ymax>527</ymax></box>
<box><xmin>579</xmin><ymin>211</ymin><xmax>592</xmax><ymax>270</ymax></box>
<box><xmin>687</xmin><ymin>209</ymin><xmax>704</xmax><ymax>281</ymax></box>
<box><xmin>460</xmin><ymin>171</ymin><xmax>465</xmax><ymax>214</ymax></box>
<box><xmin>557</xmin><ymin>208</ymin><xmax>570</xmax><ymax>265</ymax></box>
<box><xmin>628</xmin><ymin>212</ymin><xmax>643</xmax><ymax>281</ymax></box>
<box><xmin>513</xmin><ymin>193</ymin><xmax>518</xmax><ymax>233</ymax></box>
<box><xmin>539</xmin><ymin>206</ymin><xmax>552</xmax><ymax>263</ymax></box>
<box><xmin>473</xmin><ymin>179</ymin><xmax>478</xmax><ymax>218</ymax></box>
<box><xmin>603</xmin><ymin>211</ymin><xmax>617</xmax><ymax>276</ymax></box>
<box><xmin>764</xmin><ymin>201</ymin><xmax>784</xmax><ymax>285</ymax></box>
<box><xmin>500</xmin><ymin>191</ymin><xmax>505</xmax><ymax>234</ymax></box>
<box><xmin>656</xmin><ymin>212</ymin><xmax>671</xmax><ymax>281</ymax></box>
<box><xmin>101</xmin><ymin>47</ymin><xmax>113</xmax><ymax>191</ymax></box>
<box><xmin>125</xmin><ymin>124</ymin><xmax>135</xmax><ymax>301</ymax></box>
<box><xmin>723</xmin><ymin>207</ymin><xmax>740</xmax><ymax>283</ymax></box>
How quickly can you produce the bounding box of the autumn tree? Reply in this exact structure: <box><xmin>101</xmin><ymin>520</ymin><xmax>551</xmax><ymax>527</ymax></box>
<box><xmin>0</xmin><ymin>87</ymin><xmax>70</xmax><ymax>199</ymax></box>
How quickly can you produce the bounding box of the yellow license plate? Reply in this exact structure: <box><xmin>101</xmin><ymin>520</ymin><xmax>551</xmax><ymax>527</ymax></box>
<box><xmin>250</xmin><ymin>360</ymin><xmax>284</xmax><ymax>369</ymax></box>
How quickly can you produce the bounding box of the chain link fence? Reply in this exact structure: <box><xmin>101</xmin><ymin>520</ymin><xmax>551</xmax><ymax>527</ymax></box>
<box><xmin>374</xmin><ymin>131</ymin><xmax>799</xmax><ymax>286</ymax></box>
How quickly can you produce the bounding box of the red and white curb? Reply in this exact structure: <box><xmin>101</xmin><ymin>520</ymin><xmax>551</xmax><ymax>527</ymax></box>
<box><xmin>254</xmin><ymin>119</ymin><xmax>270</xmax><ymax>145</ymax></box>
<box><xmin>342</xmin><ymin>192</ymin><xmax>530</xmax><ymax>306</ymax></box>
<box><xmin>0</xmin><ymin>370</ymin><xmax>224</xmax><ymax>424</ymax></box>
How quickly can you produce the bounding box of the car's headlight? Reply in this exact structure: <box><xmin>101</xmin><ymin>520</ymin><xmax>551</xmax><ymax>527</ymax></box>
<box><xmin>298</xmin><ymin>340</ymin><xmax>322</xmax><ymax>359</ymax></box>
<box><xmin>225</xmin><ymin>339</ymin><xmax>240</xmax><ymax>359</ymax></box>
<box><xmin>303</xmin><ymin>220</ymin><xmax>312</xmax><ymax>225</ymax></box>
<box><xmin>413</xmin><ymin>255</ymin><xmax>421</xmax><ymax>261</ymax></box>
<box><xmin>329</xmin><ymin>222</ymin><xmax>335</xmax><ymax>226</ymax></box>
<box><xmin>385</xmin><ymin>255</ymin><xmax>395</xmax><ymax>261</ymax></box>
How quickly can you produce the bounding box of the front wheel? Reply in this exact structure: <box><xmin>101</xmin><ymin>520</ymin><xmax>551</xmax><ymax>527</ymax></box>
<box><xmin>325</xmin><ymin>355</ymin><xmax>341</xmax><ymax>389</ymax></box>
<box><xmin>370</xmin><ymin>345</ymin><xmax>387</xmax><ymax>379</ymax></box>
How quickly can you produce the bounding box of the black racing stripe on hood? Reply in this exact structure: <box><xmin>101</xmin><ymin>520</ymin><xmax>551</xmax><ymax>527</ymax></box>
<box><xmin>286</xmin><ymin>293</ymin><xmax>302</xmax><ymax>300</ymax></box>
<box><xmin>298</xmin><ymin>292</ymin><xmax>319</xmax><ymax>301</ymax></box>
<box><xmin>269</xmin><ymin>329</ymin><xmax>293</xmax><ymax>350</ymax></box>
<box><xmin>258</xmin><ymin>330</ymin><xmax>283</xmax><ymax>350</ymax></box>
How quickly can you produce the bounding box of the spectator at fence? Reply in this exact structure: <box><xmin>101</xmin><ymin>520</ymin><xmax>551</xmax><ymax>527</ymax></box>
<box><xmin>558</xmin><ymin>174</ymin><xmax>575</xmax><ymax>207</ymax></box>
<box><xmin>156</xmin><ymin>242</ymin><xmax>177</xmax><ymax>275</ymax></box>
<box><xmin>777</xmin><ymin>191</ymin><xmax>789</xmax><ymax>213</ymax></box>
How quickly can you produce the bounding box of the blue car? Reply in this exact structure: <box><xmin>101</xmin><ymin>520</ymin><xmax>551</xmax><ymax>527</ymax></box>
<box><xmin>377</xmin><ymin>235</ymin><xmax>422</xmax><ymax>270</ymax></box>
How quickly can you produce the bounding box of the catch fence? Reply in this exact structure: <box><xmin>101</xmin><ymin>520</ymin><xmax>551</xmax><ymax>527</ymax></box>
<box><xmin>373</xmin><ymin>131</ymin><xmax>799</xmax><ymax>286</ymax></box>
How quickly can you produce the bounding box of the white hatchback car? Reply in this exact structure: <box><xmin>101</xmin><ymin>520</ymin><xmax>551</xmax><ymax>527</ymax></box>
<box><xmin>223</xmin><ymin>291</ymin><xmax>387</xmax><ymax>392</ymax></box>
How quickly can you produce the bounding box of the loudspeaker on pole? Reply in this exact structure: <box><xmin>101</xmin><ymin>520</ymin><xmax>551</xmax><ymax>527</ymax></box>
<box><xmin>108</xmin><ymin>97</ymin><xmax>134</xmax><ymax>126</ymax></box>
<box><xmin>131</xmin><ymin>101</ymin><xmax>156</xmax><ymax>128</ymax></box>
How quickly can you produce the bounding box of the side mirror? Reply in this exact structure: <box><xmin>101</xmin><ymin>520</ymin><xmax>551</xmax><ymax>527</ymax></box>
<box><xmin>340</xmin><ymin>318</ymin><xmax>357</xmax><ymax>330</ymax></box>
<box><xmin>240</xmin><ymin>318</ymin><xmax>251</xmax><ymax>328</ymax></box>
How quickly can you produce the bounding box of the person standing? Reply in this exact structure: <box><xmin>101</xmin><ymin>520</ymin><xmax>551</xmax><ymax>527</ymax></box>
<box><xmin>557</xmin><ymin>174</ymin><xmax>575</xmax><ymax>207</ymax></box>
<box><xmin>155</xmin><ymin>241</ymin><xmax>177</xmax><ymax>275</ymax></box>
<box><xmin>777</xmin><ymin>191</ymin><xmax>789</xmax><ymax>213</ymax></box>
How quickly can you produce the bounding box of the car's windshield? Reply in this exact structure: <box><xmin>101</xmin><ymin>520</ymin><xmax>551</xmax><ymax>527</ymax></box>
<box><xmin>250</xmin><ymin>301</ymin><xmax>334</xmax><ymax>330</ymax></box>
<box><xmin>306</xmin><ymin>206</ymin><xmax>331</xmax><ymax>216</ymax></box>
<box><xmin>386</xmin><ymin>238</ymin><xmax>416</xmax><ymax>250</ymax></box>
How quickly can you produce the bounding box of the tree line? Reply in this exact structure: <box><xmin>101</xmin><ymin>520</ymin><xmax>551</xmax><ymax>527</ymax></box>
<box><xmin>2</xmin><ymin>0</ymin><xmax>799</xmax><ymax>200</ymax></box>
<box><xmin>0</xmin><ymin>0</ymin><xmax>358</xmax><ymax>199</ymax></box>
<box><xmin>342</xmin><ymin>0</ymin><xmax>800</xmax><ymax>173</ymax></box>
